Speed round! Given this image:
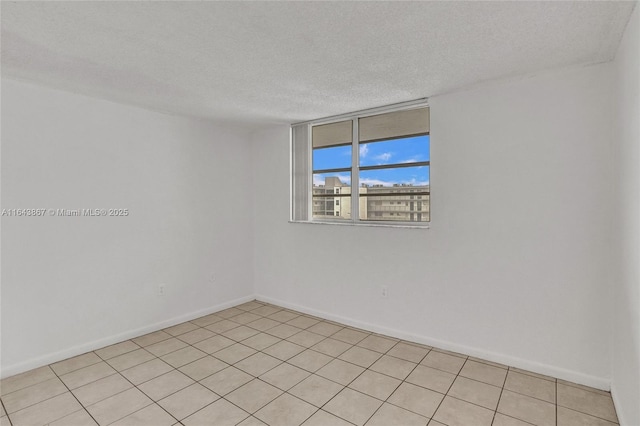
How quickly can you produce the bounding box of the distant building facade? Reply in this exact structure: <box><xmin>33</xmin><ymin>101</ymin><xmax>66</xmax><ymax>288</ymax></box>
<box><xmin>313</xmin><ymin>177</ymin><xmax>429</xmax><ymax>222</ymax></box>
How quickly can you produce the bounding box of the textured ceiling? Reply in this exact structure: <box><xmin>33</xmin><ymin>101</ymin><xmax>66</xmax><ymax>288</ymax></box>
<box><xmin>1</xmin><ymin>1</ymin><xmax>636</xmax><ymax>127</ymax></box>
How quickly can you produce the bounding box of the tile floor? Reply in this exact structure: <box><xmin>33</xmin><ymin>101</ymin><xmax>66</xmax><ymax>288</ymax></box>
<box><xmin>0</xmin><ymin>300</ymin><xmax>619</xmax><ymax>426</ymax></box>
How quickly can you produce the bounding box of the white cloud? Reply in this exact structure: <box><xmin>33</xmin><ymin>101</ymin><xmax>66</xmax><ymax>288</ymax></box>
<box><xmin>359</xmin><ymin>144</ymin><xmax>369</xmax><ymax>158</ymax></box>
<box><xmin>374</xmin><ymin>152</ymin><xmax>392</xmax><ymax>161</ymax></box>
<box><xmin>313</xmin><ymin>174</ymin><xmax>351</xmax><ymax>186</ymax></box>
<box><xmin>360</xmin><ymin>177</ymin><xmax>429</xmax><ymax>187</ymax></box>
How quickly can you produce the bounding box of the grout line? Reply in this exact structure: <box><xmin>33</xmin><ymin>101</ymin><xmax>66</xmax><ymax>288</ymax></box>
<box><xmin>490</xmin><ymin>359</ymin><xmax>510</xmax><ymax>425</ymax></box>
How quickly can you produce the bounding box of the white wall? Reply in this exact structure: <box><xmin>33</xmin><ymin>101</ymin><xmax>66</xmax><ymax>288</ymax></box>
<box><xmin>1</xmin><ymin>78</ymin><xmax>254</xmax><ymax>377</ymax></box>
<box><xmin>611</xmin><ymin>5</ymin><xmax>640</xmax><ymax>425</ymax></box>
<box><xmin>252</xmin><ymin>63</ymin><xmax>615</xmax><ymax>388</ymax></box>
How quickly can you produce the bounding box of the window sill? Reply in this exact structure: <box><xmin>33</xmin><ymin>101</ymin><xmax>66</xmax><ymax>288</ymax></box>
<box><xmin>289</xmin><ymin>220</ymin><xmax>430</xmax><ymax>229</ymax></box>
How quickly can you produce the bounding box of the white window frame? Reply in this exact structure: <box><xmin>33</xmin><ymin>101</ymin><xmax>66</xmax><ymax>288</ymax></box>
<box><xmin>290</xmin><ymin>98</ymin><xmax>430</xmax><ymax>228</ymax></box>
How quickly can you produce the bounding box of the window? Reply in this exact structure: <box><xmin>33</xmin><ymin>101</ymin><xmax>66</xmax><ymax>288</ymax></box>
<box><xmin>291</xmin><ymin>101</ymin><xmax>430</xmax><ymax>226</ymax></box>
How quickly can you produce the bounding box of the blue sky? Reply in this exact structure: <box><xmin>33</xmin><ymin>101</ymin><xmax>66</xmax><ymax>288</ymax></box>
<box><xmin>313</xmin><ymin>135</ymin><xmax>430</xmax><ymax>187</ymax></box>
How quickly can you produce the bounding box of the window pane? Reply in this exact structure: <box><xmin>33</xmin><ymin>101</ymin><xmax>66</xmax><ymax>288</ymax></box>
<box><xmin>359</xmin><ymin>135</ymin><xmax>429</xmax><ymax>167</ymax></box>
<box><xmin>313</xmin><ymin>145</ymin><xmax>351</xmax><ymax>171</ymax></box>
<box><xmin>312</xmin><ymin>173</ymin><xmax>351</xmax><ymax>220</ymax></box>
<box><xmin>359</xmin><ymin>165</ymin><xmax>429</xmax><ymax>222</ymax></box>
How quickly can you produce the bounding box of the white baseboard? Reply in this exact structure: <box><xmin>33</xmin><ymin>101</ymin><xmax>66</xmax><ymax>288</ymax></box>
<box><xmin>256</xmin><ymin>294</ymin><xmax>611</xmax><ymax>391</ymax></box>
<box><xmin>0</xmin><ymin>294</ymin><xmax>255</xmax><ymax>379</ymax></box>
<box><xmin>610</xmin><ymin>384</ymin><xmax>631</xmax><ymax>426</ymax></box>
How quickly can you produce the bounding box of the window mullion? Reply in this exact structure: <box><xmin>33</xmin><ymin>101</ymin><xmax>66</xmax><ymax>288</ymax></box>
<box><xmin>351</xmin><ymin>118</ymin><xmax>359</xmax><ymax>223</ymax></box>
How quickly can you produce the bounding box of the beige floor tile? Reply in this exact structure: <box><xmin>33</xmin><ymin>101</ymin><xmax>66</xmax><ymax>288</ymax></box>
<box><xmin>505</xmin><ymin>370</ymin><xmax>556</xmax><ymax>403</ymax></box>
<box><xmin>246</xmin><ymin>318</ymin><xmax>281</xmax><ymax>332</ymax></box>
<box><xmin>307</xmin><ymin>322</ymin><xmax>344</xmax><ymax>337</ymax></box>
<box><xmin>288</xmin><ymin>350</ymin><xmax>334</xmax><ymax>372</ymax></box>
<box><xmin>177</xmin><ymin>328</ymin><xmax>216</xmax><ymax>345</ymax></box>
<box><xmin>110</xmin><ymin>403</ymin><xmax>176</xmax><ymax>426</ymax></box>
<box><xmin>498</xmin><ymin>389</ymin><xmax>556</xmax><ymax>426</ymax></box>
<box><xmin>131</xmin><ymin>330</ymin><xmax>172</xmax><ymax>347</ymax></box>
<box><xmin>242</xmin><ymin>333</ymin><xmax>281</xmax><ymax>351</ymax></box>
<box><xmin>421</xmin><ymin>351</ymin><xmax>466</xmax><ymax>374</ymax></box>
<box><xmin>286</xmin><ymin>316</ymin><xmax>321</xmax><ymax>330</ymax></box>
<box><xmin>235</xmin><ymin>353</ymin><xmax>282</xmax><ymax>377</ymax></box>
<box><xmin>365</xmin><ymin>403</ymin><xmax>429</xmax><ymax>426</ymax></box>
<box><xmin>349</xmin><ymin>370</ymin><xmax>401</xmax><ymax>401</ymax></box>
<box><xmin>158</xmin><ymin>383</ymin><xmax>219</xmax><ymax>420</ymax></box>
<box><xmin>230</xmin><ymin>312</ymin><xmax>262</xmax><ymax>325</ymax></box>
<box><xmin>193</xmin><ymin>335</ymin><xmax>235</xmax><ymax>354</ymax></box>
<box><xmin>0</xmin><ymin>416</ymin><xmax>10</xmax><ymax>426</ymax></box>
<box><xmin>260</xmin><ymin>363</ymin><xmax>310</xmax><ymax>391</ymax></box>
<box><xmin>492</xmin><ymin>413</ymin><xmax>536</xmax><ymax>426</ymax></box>
<box><xmin>290</xmin><ymin>375</ymin><xmax>344</xmax><ymax>407</ymax></box>
<box><xmin>317</xmin><ymin>359</ymin><xmax>365</xmax><ymax>386</ymax></box>
<box><xmin>49</xmin><ymin>409</ymin><xmax>98</xmax><ymax>426</ymax></box>
<box><xmin>447</xmin><ymin>376</ymin><xmax>502</xmax><ymax>410</ymax></box>
<box><xmin>121</xmin><ymin>359</ymin><xmax>173</xmax><ymax>386</ymax></box>
<box><xmin>205</xmin><ymin>319</ymin><xmax>241</xmax><ymax>334</ymax></box>
<box><xmin>357</xmin><ymin>335</ymin><xmax>397</xmax><ymax>354</ymax></box>
<box><xmin>213</xmin><ymin>343</ymin><xmax>257</xmax><ymax>364</ymax></box>
<box><xmin>263</xmin><ymin>340</ymin><xmax>306</xmax><ymax>361</ymax></box>
<box><xmin>302</xmin><ymin>409</ymin><xmax>353</xmax><ymax>426</ymax></box>
<box><xmin>388</xmin><ymin>382</ymin><xmax>443</xmax><ymax>418</ymax></box>
<box><xmin>557</xmin><ymin>406</ymin><xmax>618</xmax><ymax>426</ymax></box>
<box><xmin>268</xmin><ymin>310</ymin><xmax>300</xmax><ymax>323</ymax></box>
<box><xmin>255</xmin><ymin>393</ymin><xmax>317</xmax><ymax>426</ymax></box>
<box><xmin>216</xmin><ymin>307</ymin><xmax>245</xmax><ymax>319</ymax></box>
<box><xmin>331</xmin><ymin>328</ymin><xmax>369</xmax><ymax>345</ymax></box>
<box><xmin>72</xmin><ymin>373</ymin><xmax>133</xmax><ymax>406</ymax></box>
<box><xmin>460</xmin><ymin>360</ymin><xmax>508</xmax><ymax>387</ymax></box>
<box><xmin>432</xmin><ymin>396</ymin><xmax>494</xmax><ymax>426</ymax></box>
<box><xmin>250</xmin><ymin>305</ymin><xmax>282</xmax><ymax>317</ymax></box>
<box><xmin>51</xmin><ymin>352</ymin><xmax>102</xmax><ymax>376</ymax></box>
<box><xmin>238</xmin><ymin>415</ymin><xmax>268</xmax><ymax>425</ymax></box>
<box><xmin>369</xmin><ymin>355</ymin><xmax>416</xmax><ymax>380</ymax></box>
<box><xmin>138</xmin><ymin>370</ymin><xmax>194</xmax><ymax>401</ymax></box>
<box><xmin>510</xmin><ymin>367</ymin><xmax>556</xmax><ymax>383</ymax></box>
<box><xmin>225</xmin><ymin>379</ymin><xmax>283</xmax><ymax>414</ymax></box>
<box><xmin>190</xmin><ymin>313</ymin><xmax>223</xmax><ymax>327</ymax></box>
<box><xmin>557</xmin><ymin>380</ymin><xmax>610</xmax><ymax>397</ymax></box>
<box><xmin>200</xmin><ymin>366</ymin><xmax>253</xmax><ymax>396</ymax></box>
<box><xmin>223</xmin><ymin>326</ymin><xmax>260</xmax><ymax>342</ymax></box>
<box><xmin>468</xmin><ymin>356</ymin><xmax>508</xmax><ymax>370</ymax></box>
<box><xmin>87</xmin><ymin>387</ymin><xmax>152</xmax><ymax>425</ymax></box>
<box><xmin>60</xmin><ymin>362</ymin><xmax>117</xmax><ymax>389</ymax></box>
<box><xmin>161</xmin><ymin>346</ymin><xmax>207</xmax><ymax>368</ymax></box>
<box><xmin>1</xmin><ymin>366</ymin><xmax>56</xmax><ymax>396</ymax></box>
<box><xmin>267</xmin><ymin>324</ymin><xmax>303</xmax><ymax>339</ymax></box>
<box><xmin>145</xmin><ymin>338</ymin><xmax>189</xmax><ymax>357</ymax></box>
<box><xmin>163</xmin><ymin>321</ymin><xmax>199</xmax><ymax>337</ymax></box>
<box><xmin>338</xmin><ymin>346</ymin><xmax>382</xmax><ymax>369</ymax></box>
<box><xmin>8</xmin><ymin>393</ymin><xmax>81</xmax><ymax>426</ymax></box>
<box><xmin>237</xmin><ymin>301</ymin><xmax>264</xmax><ymax>311</ymax></box>
<box><xmin>95</xmin><ymin>341</ymin><xmax>140</xmax><ymax>361</ymax></box>
<box><xmin>431</xmin><ymin>348</ymin><xmax>467</xmax><ymax>359</ymax></box>
<box><xmin>1</xmin><ymin>403</ymin><xmax>5</xmax><ymax>416</ymax></box>
<box><xmin>557</xmin><ymin>383</ymin><xmax>618</xmax><ymax>423</ymax></box>
<box><xmin>324</xmin><ymin>388</ymin><xmax>382</xmax><ymax>426</ymax></box>
<box><xmin>178</xmin><ymin>356</ymin><xmax>228</xmax><ymax>381</ymax></box>
<box><xmin>2</xmin><ymin>377</ymin><xmax>68</xmax><ymax>413</ymax></box>
<box><xmin>288</xmin><ymin>330</ymin><xmax>326</xmax><ymax>348</ymax></box>
<box><xmin>107</xmin><ymin>349</ymin><xmax>156</xmax><ymax>371</ymax></box>
<box><xmin>311</xmin><ymin>338</ymin><xmax>352</xmax><ymax>357</ymax></box>
<box><xmin>406</xmin><ymin>365</ymin><xmax>456</xmax><ymax>394</ymax></box>
<box><xmin>182</xmin><ymin>398</ymin><xmax>249</xmax><ymax>426</ymax></box>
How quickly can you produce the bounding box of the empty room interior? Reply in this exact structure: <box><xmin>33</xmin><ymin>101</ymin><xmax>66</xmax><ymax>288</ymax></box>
<box><xmin>1</xmin><ymin>2</ymin><xmax>639</xmax><ymax>426</ymax></box>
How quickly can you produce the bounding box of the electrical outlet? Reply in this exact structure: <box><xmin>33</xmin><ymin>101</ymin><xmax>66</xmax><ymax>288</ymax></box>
<box><xmin>158</xmin><ymin>284</ymin><xmax>165</xmax><ymax>296</ymax></box>
<box><xmin>381</xmin><ymin>286</ymin><xmax>388</xmax><ymax>298</ymax></box>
